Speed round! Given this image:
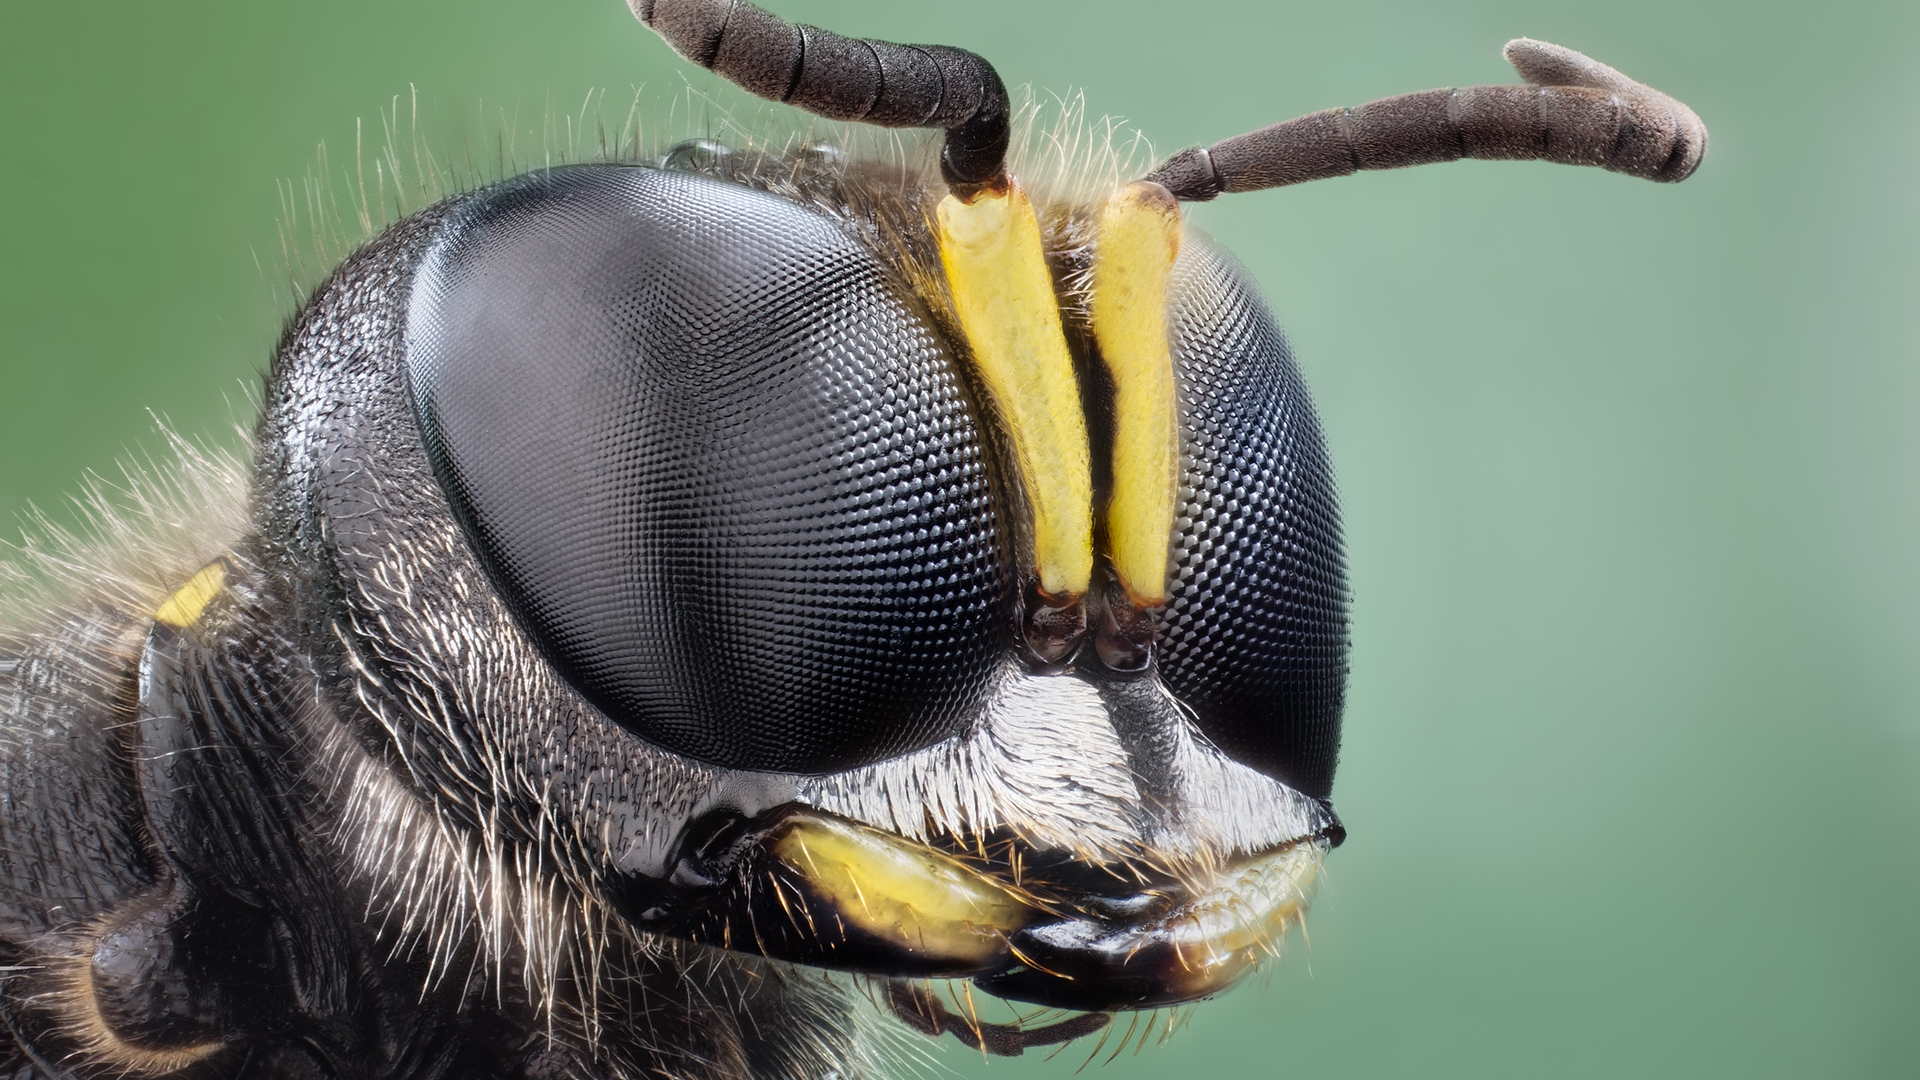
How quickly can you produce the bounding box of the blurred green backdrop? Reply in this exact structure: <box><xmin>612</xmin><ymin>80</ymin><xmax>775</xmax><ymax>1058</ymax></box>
<box><xmin>2</xmin><ymin>0</ymin><xmax>1915</xmax><ymax>1076</ymax></box>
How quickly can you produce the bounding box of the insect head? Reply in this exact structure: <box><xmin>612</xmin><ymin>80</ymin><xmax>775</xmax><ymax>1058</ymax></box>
<box><xmin>0</xmin><ymin>2</ymin><xmax>1703</xmax><ymax>1076</ymax></box>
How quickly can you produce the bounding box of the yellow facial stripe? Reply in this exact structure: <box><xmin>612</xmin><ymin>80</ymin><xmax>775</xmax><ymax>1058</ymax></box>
<box><xmin>152</xmin><ymin>560</ymin><xmax>229</xmax><ymax>629</ymax></box>
<box><xmin>771</xmin><ymin>814</ymin><xmax>1031</xmax><ymax>967</ymax></box>
<box><xmin>1091</xmin><ymin>181</ymin><xmax>1183</xmax><ymax>607</ymax></box>
<box><xmin>936</xmin><ymin>182</ymin><xmax>1093</xmax><ymax>601</ymax></box>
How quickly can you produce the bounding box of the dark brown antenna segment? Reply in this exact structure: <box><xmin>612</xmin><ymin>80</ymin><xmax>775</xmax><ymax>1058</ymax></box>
<box><xmin>1146</xmin><ymin>39</ymin><xmax>1707</xmax><ymax>200</ymax></box>
<box><xmin>629</xmin><ymin>0</ymin><xmax>1011</xmax><ymax>187</ymax></box>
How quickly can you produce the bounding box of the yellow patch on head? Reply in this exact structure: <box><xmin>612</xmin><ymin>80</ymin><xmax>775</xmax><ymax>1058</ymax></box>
<box><xmin>772</xmin><ymin>814</ymin><xmax>1033</xmax><ymax>968</ymax></box>
<box><xmin>935</xmin><ymin>181</ymin><xmax>1093</xmax><ymax>602</ymax></box>
<box><xmin>1091</xmin><ymin>181</ymin><xmax>1183</xmax><ymax>607</ymax></box>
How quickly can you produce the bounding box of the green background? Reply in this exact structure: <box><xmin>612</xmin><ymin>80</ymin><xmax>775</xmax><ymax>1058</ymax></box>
<box><xmin>2</xmin><ymin>0</ymin><xmax>1914</xmax><ymax>1076</ymax></box>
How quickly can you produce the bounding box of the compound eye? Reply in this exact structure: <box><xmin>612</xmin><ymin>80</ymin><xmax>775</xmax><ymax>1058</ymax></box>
<box><xmin>1159</xmin><ymin>241</ymin><xmax>1349</xmax><ymax>798</ymax></box>
<box><xmin>403</xmin><ymin>165</ymin><xmax>1007</xmax><ymax>773</ymax></box>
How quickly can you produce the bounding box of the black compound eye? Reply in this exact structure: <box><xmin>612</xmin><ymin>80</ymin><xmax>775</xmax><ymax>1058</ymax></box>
<box><xmin>1159</xmin><ymin>241</ymin><xmax>1349</xmax><ymax>799</ymax></box>
<box><xmin>402</xmin><ymin>164</ymin><xmax>1008</xmax><ymax>773</ymax></box>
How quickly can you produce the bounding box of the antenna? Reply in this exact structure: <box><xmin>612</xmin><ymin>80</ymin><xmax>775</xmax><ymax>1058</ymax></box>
<box><xmin>630</xmin><ymin>0</ymin><xmax>1011</xmax><ymax>188</ymax></box>
<box><xmin>1145</xmin><ymin>39</ymin><xmax>1707</xmax><ymax>200</ymax></box>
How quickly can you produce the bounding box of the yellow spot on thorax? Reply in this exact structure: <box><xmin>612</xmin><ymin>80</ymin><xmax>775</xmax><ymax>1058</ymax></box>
<box><xmin>1091</xmin><ymin>181</ymin><xmax>1183</xmax><ymax>607</ymax></box>
<box><xmin>936</xmin><ymin>182</ymin><xmax>1094</xmax><ymax>602</ymax></box>
<box><xmin>152</xmin><ymin>560</ymin><xmax>229</xmax><ymax>629</ymax></box>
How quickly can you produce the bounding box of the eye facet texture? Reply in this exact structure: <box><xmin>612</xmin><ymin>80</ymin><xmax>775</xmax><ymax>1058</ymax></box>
<box><xmin>404</xmin><ymin>165</ymin><xmax>1007</xmax><ymax>773</ymax></box>
<box><xmin>1159</xmin><ymin>242</ymin><xmax>1349</xmax><ymax>798</ymax></box>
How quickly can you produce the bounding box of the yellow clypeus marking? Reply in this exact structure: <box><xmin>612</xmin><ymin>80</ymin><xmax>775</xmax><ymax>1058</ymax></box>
<box><xmin>936</xmin><ymin>181</ymin><xmax>1093</xmax><ymax>602</ymax></box>
<box><xmin>1091</xmin><ymin>180</ymin><xmax>1183</xmax><ymax>607</ymax></box>
<box><xmin>771</xmin><ymin>813</ymin><xmax>1031</xmax><ymax>967</ymax></box>
<box><xmin>152</xmin><ymin>560</ymin><xmax>229</xmax><ymax>629</ymax></box>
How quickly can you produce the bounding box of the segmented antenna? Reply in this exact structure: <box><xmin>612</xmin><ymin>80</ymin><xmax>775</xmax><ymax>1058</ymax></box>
<box><xmin>629</xmin><ymin>0</ymin><xmax>1011</xmax><ymax>187</ymax></box>
<box><xmin>1146</xmin><ymin>39</ymin><xmax>1707</xmax><ymax>200</ymax></box>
